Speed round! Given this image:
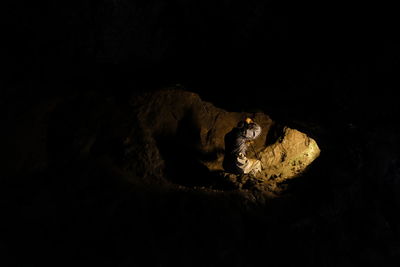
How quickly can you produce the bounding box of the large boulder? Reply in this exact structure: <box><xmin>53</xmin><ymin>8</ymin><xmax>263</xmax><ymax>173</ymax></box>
<box><xmin>259</xmin><ymin>127</ymin><xmax>320</xmax><ymax>182</ymax></box>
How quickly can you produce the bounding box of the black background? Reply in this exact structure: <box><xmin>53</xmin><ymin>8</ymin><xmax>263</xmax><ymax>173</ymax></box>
<box><xmin>4</xmin><ymin>1</ymin><xmax>399</xmax><ymax>120</ymax></box>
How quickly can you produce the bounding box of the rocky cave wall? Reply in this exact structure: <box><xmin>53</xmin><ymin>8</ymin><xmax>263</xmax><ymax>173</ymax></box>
<box><xmin>129</xmin><ymin>89</ymin><xmax>320</xmax><ymax>187</ymax></box>
<box><xmin>5</xmin><ymin>88</ymin><xmax>319</xmax><ymax>188</ymax></box>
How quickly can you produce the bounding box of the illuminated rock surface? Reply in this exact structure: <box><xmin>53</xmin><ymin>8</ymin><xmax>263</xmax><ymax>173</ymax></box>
<box><xmin>259</xmin><ymin>127</ymin><xmax>320</xmax><ymax>182</ymax></box>
<box><xmin>4</xmin><ymin>88</ymin><xmax>320</xmax><ymax>195</ymax></box>
<box><xmin>131</xmin><ymin>89</ymin><xmax>320</xmax><ymax>193</ymax></box>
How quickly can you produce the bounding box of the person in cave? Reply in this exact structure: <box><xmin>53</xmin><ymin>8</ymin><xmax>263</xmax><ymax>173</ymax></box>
<box><xmin>223</xmin><ymin>117</ymin><xmax>263</xmax><ymax>176</ymax></box>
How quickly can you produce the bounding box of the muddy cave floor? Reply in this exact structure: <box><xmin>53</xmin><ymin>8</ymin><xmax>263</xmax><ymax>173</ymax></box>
<box><xmin>3</xmin><ymin>88</ymin><xmax>400</xmax><ymax>267</ymax></box>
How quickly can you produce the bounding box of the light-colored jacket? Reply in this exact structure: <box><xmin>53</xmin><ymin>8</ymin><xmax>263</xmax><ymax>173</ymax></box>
<box><xmin>232</xmin><ymin>122</ymin><xmax>262</xmax><ymax>156</ymax></box>
<box><xmin>223</xmin><ymin>122</ymin><xmax>262</xmax><ymax>174</ymax></box>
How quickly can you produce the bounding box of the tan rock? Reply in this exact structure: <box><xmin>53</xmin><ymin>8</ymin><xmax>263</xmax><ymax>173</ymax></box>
<box><xmin>259</xmin><ymin>127</ymin><xmax>320</xmax><ymax>183</ymax></box>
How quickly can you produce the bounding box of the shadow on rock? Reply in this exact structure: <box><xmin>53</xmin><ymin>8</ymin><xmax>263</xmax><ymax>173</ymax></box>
<box><xmin>155</xmin><ymin>108</ymin><xmax>215</xmax><ymax>187</ymax></box>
